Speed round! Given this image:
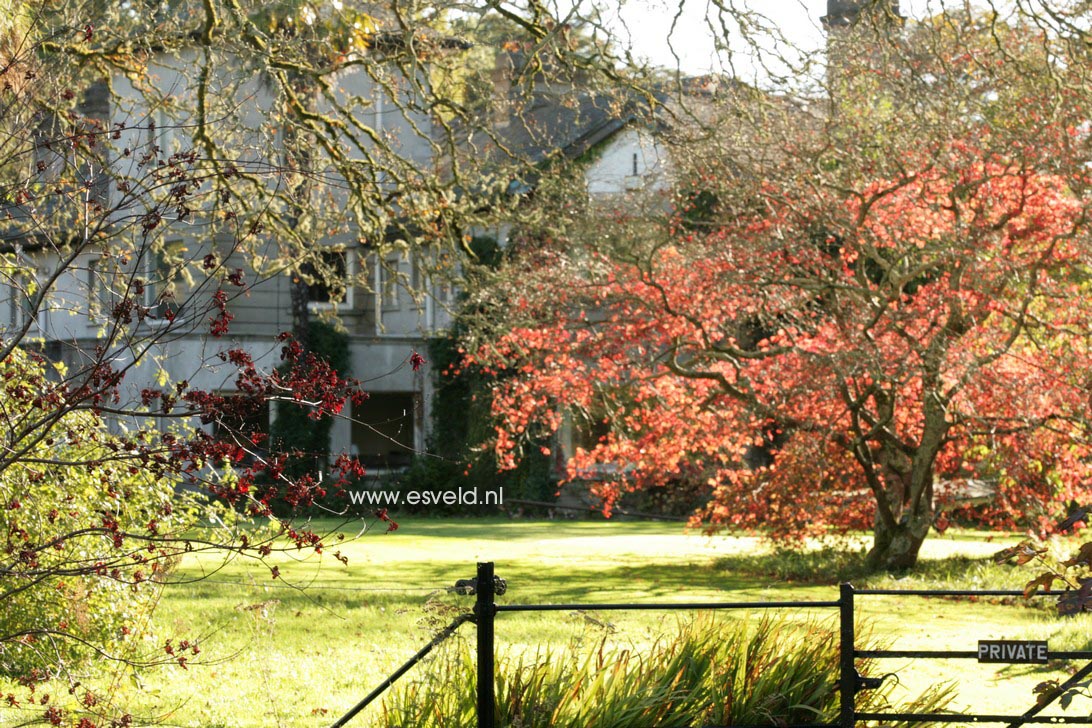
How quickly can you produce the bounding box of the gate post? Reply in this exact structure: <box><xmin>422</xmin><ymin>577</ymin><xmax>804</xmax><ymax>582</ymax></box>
<box><xmin>475</xmin><ymin>561</ymin><xmax>496</xmax><ymax>728</ymax></box>
<box><xmin>839</xmin><ymin>582</ymin><xmax>855</xmax><ymax>728</ymax></box>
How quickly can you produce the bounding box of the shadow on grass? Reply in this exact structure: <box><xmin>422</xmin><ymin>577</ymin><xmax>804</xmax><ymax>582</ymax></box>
<box><xmin>715</xmin><ymin>549</ymin><xmax>1026</xmax><ymax>592</ymax></box>
<box><xmin>373</xmin><ymin>517</ymin><xmax>683</xmax><ymax>541</ymax></box>
<box><xmin>168</xmin><ymin>552</ymin><xmax>1030</xmax><ymax>617</ymax></box>
<box><xmin>166</xmin><ymin>558</ymin><xmax>797</xmax><ymax>619</ymax></box>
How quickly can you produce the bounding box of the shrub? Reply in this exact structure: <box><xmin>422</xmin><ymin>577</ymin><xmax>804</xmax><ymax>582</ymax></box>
<box><xmin>268</xmin><ymin>320</ymin><xmax>351</xmax><ymax>485</ymax></box>
<box><xmin>0</xmin><ymin>349</ymin><xmax>192</xmax><ymax>676</ymax></box>
<box><xmin>379</xmin><ymin>615</ymin><xmax>955</xmax><ymax>727</ymax></box>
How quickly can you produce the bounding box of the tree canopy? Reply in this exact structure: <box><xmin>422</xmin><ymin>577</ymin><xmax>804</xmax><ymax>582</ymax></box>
<box><xmin>462</xmin><ymin>4</ymin><xmax>1092</xmax><ymax>570</ymax></box>
<box><xmin>0</xmin><ymin>0</ymin><xmax>622</xmax><ymax>722</ymax></box>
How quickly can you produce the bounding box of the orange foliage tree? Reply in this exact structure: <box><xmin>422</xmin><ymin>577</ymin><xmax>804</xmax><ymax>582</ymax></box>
<box><xmin>471</xmin><ymin>147</ymin><xmax>1092</xmax><ymax>570</ymax></box>
<box><xmin>462</xmin><ymin>10</ymin><xmax>1092</xmax><ymax>569</ymax></box>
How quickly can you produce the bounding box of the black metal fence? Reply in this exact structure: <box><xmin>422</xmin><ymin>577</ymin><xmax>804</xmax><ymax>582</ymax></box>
<box><xmin>333</xmin><ymin>561</ymin><xmax>1092</xmax><ymax>728</ymax></box>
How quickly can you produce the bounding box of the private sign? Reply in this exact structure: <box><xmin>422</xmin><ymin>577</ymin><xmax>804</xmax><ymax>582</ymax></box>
<box><xmin>977</xmin><ymin>640</ymin><xmax>1049</xmax><ymax>664</ymax></box>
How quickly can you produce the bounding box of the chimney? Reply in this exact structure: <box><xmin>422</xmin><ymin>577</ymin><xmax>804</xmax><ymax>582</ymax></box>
<box><xmin>821</xmin><ymin>0</ymin><xmax>902</xmax><ymax>30</ymax></box>
<box><xmin>491</xmin><ymin>48</ymin><xmax>518</xmax><ymax>129</ymax></box>
<box><xmin>822</xmin><ymin>0</ymin><xmax>905</xmax><ymax>101</ymax></box>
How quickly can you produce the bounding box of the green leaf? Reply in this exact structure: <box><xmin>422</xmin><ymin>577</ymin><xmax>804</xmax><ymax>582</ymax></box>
<box><xmin>1024</xmin><ymin>573</ymin><xmax>1056</xmax><ymax>598</ymax></box>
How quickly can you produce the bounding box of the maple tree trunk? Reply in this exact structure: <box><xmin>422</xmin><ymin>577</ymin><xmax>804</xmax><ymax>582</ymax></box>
<box><xmin>866</xmin><ymin>460</ymin><xmax>935</xmax><ymax>571</ymax></box>
<box><xmin>863</xmin><ymin>396</ymin><xmax>947</xmax><ymax>572</ymax></box>
<box><xmin>866</xmin><ymin>515</ymin><xmax>930</xmax><ymax>571</ymax></box>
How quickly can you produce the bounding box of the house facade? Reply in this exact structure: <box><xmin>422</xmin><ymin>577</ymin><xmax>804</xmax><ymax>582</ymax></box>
<box><xmin>0</xmin><ymin>25</ymin><xmax>458</xmax><ymax>474</ymax></box>
<box><xmin>0</xmin><ymin>15</ymin><xmax>680</xmax><ymax>481</ymax></box>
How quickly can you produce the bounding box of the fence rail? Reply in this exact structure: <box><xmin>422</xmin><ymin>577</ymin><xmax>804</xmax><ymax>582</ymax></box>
<box><xmin>332</xmin><ymin>561</ymin><xmax>1092</xmax><ymax>728</ymax></box>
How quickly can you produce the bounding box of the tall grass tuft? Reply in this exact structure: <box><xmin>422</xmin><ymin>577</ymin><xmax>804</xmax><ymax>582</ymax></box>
<box><xmin>377</xmin><ymin>615</ymin><xmax>955</xmax><ymax>727</ymax></box>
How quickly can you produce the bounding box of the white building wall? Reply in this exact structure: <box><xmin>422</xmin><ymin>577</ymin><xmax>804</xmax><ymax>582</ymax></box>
<box><xmin>585</xmin><ymin>128</ymin><xmax>671</xmax><ymax>197</ymax></box>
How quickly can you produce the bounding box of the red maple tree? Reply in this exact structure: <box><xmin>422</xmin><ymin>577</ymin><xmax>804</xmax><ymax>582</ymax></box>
<box><xmin>470</xmin><ymin>141</ymin><xmax>1092</xmax><ymax>569</ymax></box>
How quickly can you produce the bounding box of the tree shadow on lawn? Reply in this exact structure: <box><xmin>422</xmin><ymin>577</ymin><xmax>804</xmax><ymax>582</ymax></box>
<box><xmin>166</xmin><ymin>541</ymin><xmax>1030</xmax><ymax>619</ymax></box>
<box><xmin>502</xmin><ymin>563</ymin><xmax>765</xmax><ymax>603</ymax></box>
<box><xmin>166</xmin><ymin>559</ymin><xmax>772</xmax><ymax>618</ymax></box>
<box><xmin>388</xmin><ymin>558</ymin><xmax>808</xmax><ymax>604</ymax></box>
<box><xmin>367</xmin><ymin>517</ymin><xmax>680</xmax><ymax>541</ymax></box>
<box><xmin>716</xmin><ymin>549</ymin><xmax>1027</xmax><ymax>592</ymax></box>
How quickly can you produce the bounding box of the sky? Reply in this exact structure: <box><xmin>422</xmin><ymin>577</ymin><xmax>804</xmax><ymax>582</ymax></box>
<box><xmin>596</xmin><ymin>0</ymin><xmax>948</xmax><ymax>79</ymax></box>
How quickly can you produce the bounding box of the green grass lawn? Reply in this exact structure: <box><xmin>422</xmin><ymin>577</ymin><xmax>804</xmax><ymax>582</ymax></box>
<box><xmin>5</xmin><ymin>518</ymin><xmax>1092</xmax><ymax>727</ymax></box>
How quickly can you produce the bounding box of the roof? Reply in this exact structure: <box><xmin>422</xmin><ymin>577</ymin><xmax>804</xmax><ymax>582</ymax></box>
<box><xmin>489</xmin><ymin>90</ymin><xmax>647</xmax><ymax>166</ymax></box>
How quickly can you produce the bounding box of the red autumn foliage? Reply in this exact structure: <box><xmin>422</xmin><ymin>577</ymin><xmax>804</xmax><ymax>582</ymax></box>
<box><xmin>471</xmin><ymin>146</ymin><xmax>1092</xmax><ymax>570</ymax></box>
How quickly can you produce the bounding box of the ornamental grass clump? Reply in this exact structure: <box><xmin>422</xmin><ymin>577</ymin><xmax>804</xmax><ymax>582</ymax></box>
<box><xmin>378</xmin><ymin>615</ymin><xmax>954</xmax><ymax>727</ymax></box>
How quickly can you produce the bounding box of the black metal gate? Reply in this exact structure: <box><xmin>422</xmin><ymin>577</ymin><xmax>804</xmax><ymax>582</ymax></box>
<box><xmin>331</xmin><ymin>561</ymin><xmax>1092</xmax><ymax>727</ymax></box>
<box><xmin>848</xmin><ymin>585</ymin><xmax>1092</xmax><ymax>727</ymax></box>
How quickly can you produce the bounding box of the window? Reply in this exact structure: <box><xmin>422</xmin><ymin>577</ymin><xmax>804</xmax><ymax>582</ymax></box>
<box><xmin>6</xmin><ymin>279</ymin><xmax>33</xmax><ymax>331</ymax></box>
<box><xmin>380</xmin><ymin>255</ymin><xmax>402</xmax><ymax>312</ymax></box>
<box><xmin>147</xmin><ymin>105</ymin><xmax>179</xmax><ymax>161</ymax></box>
<box><xmin>350</xmin><ymin>392</ymin><xmax>416</xmax><ymax>470</ymax></box>
<box><xmin>304</xmin><ymin>249</ymin><xmax>354</xmax><ymax>310</ymax></box>
<box><xmin>434</xmin><ymin>273</ymin><xmax>453</xmax><ymax>306</ymax></box>
<box><xmin>3</xmin><ymin>263</ymin><xmax>39</xmax><ymax>333</ymax></box>
<box><xmin>431</xmin><ymin>250</ymin><xmax>459</xmax><ymax>306</ymax></box>
<box><xmin>88</xmin><ymin>257</ymin><xmax>110</xmax><ymax>321</ymax></box>
<box><xmin>141</xmin><ymin>244</ymin><xmax>182</xmax><ymax>323</ymax></box>
<box><xmin>411</xmin><ymin>255</ymin><xmax>425</xmax><ymax>311</ymax></box>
